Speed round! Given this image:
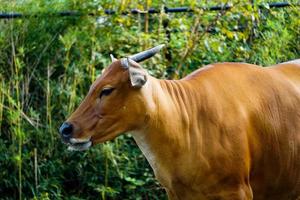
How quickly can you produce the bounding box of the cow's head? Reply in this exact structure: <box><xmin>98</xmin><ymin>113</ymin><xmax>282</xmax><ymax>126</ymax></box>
<box><xmin>59</xmin><ymin>45</ymin><xmax>164</xmax><ymax>151</ymax></box>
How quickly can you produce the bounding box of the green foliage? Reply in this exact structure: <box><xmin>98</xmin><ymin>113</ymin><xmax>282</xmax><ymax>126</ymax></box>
<box><xmin>0</xmin><ymin>0</ymin><xmax>299</xmax><ymax>199</ymax></box>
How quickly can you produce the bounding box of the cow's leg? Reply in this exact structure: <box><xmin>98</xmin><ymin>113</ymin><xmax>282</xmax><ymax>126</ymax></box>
<box><xmin>210</xmin><ymin>183</ymin><xmax>253</xmax><ymax>200</ymax></box>
<box><xmin>166</xmin><ymin>184</ymin><xmax>252</xmax><ymax>200</ymax></box>
<box><xmin>166</xmin><ymin>176</ymin><xmax>253</xmax><ymax>200</ymax></box>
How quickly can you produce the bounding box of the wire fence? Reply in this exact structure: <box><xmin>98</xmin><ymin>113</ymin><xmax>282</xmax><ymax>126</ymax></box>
<box><xmin>0</xmin><ymin>2</ymin><xmax>298</xmax><ymax>19</ymax></box>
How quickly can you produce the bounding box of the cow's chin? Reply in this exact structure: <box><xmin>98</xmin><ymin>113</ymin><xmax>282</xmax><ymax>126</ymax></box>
<box><xmin>67</xmin><ymin>137</ymin><xmax>92</xmax><ymax>151</ymax></box>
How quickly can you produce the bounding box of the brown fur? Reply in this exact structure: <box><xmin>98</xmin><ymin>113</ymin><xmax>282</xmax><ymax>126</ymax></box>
<box><xmin>66</xmin><ymin>59</ymin><xmax>300</xmax><ymax>200</ymax></box>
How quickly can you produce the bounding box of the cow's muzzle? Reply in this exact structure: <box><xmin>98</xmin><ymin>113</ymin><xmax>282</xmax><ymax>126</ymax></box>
<box><xmin>59</xmin><ymin>122</ymin><xmax>92</xmax><ymax>151</ymax></box>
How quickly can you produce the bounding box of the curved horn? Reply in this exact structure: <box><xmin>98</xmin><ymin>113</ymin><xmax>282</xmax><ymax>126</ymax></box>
<box><xmin>129</xmin><ymin>44</ymin><xmax>165</xmax><ymax>63</ymax></box>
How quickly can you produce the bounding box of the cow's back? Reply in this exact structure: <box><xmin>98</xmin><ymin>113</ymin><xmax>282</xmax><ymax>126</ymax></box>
<box><xmin>268</xmin><ymin>59</ymin><xmax>300</xmax><ymax>88</ymax></box>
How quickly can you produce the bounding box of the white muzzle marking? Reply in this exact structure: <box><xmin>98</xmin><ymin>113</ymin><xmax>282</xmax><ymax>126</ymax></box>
<box><xmin>68</xmin><ymin>137</ymin><xmax>92</xmax><ymax>151</ymax></box>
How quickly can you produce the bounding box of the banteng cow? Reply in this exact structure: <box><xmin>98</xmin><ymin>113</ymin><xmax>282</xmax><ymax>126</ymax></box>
<box><xmin>59</xmin><ymin>45</ymin><xmax>300</xmax><ymax>200</ymax></box>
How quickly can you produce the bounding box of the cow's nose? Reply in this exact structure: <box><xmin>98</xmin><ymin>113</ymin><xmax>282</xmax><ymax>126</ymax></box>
<box><xmin>59</xmin><ymin>122</ymin><xmax>73</xmax><ymax>138</ymax></box>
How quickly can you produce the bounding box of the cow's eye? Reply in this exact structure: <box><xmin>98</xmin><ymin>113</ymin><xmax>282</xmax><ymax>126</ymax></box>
<box><xmin>100</xmin><ymin>88</ymin><xmax>115</xmax><ymax>99</ymax></box>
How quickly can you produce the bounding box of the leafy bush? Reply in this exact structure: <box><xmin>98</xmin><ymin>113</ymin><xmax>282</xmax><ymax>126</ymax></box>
<box><xmin>0</xmin><ymin>0</ymin><xmax>299</xmax><ymax>199</ymax></box>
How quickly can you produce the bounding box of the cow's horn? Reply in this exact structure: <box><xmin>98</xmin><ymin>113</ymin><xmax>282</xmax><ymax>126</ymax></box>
<box><xmin>110</xmin><ymin>54</ymin><xmax>117</xmax><ymax>62</ymax></box>
<box><xmin>129</xmin><ymin>44</ymin><xmax>165</xmax><ymax>63</ymax></box>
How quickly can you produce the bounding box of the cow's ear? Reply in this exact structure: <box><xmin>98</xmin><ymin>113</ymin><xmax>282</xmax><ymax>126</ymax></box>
<box><xmin>128</xmin><ymin>59</ymin><xmax>147</xmax><ymax>88</ymax></box>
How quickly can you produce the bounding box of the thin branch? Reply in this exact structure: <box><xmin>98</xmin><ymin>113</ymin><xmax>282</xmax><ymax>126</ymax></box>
<box><xmin>175</xmin><ymin>3</ymin><xmax>233</xmax><ymax>78</ymax></box>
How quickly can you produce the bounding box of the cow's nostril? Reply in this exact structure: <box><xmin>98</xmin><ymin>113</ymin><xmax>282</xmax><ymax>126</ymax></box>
<box><xmin>59</xmin><ymin>122</ymin><xmax>73</xmax><ymax>138</ymax></box>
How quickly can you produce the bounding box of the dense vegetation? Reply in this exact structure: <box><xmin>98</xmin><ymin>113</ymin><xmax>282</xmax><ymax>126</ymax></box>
<box><xmin>0</xmin><ymin>0</ymin><xmax>299</xmax><ymax>199</ymax></box>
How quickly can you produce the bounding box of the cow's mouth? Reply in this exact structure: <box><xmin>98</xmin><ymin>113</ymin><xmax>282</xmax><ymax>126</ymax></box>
<box><xmin>67</xmin><ymin>137</ymin><xmax>92</xmax><ymax>151</ymax></box>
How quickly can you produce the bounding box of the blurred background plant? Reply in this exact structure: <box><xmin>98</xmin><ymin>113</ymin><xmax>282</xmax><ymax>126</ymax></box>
<box><xmin>0</xmin><ymin>0</ymin><xmax>299</xmax><ymax>199</ymax></box>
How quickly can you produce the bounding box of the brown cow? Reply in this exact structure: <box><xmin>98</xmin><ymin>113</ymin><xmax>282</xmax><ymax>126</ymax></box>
<box><xmin>59</xmin><ymin>45</ymin><xmax>300</xmax><ymax>200</ymax></box>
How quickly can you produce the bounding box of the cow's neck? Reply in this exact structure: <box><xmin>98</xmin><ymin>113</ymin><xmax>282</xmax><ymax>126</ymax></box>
<box><xmin>131</xmin><ymin>77</ymin><xmax>204</xmax><ymax>185</ymax></box>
